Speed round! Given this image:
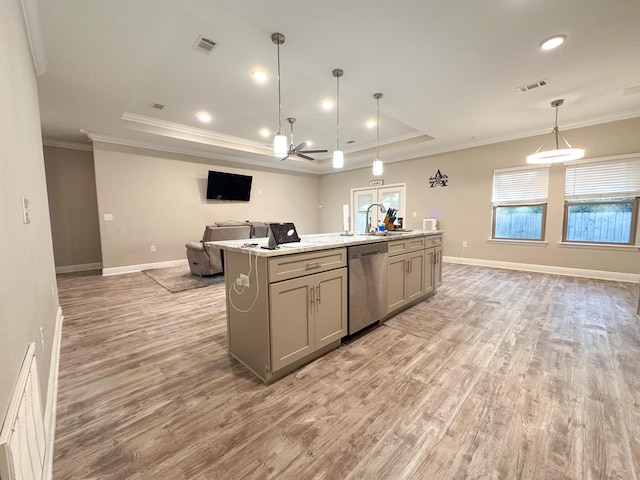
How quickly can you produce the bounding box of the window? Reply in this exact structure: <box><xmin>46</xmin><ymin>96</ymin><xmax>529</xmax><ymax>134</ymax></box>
<box><xmin>492</xmin><ymin>166</ymin><xmax>549</xmax><ymax>240</ymax></box>
<box><xmin>563</xmin><ymin>157</ymin><xmax>640</xmax><ymax>245</ymax></box>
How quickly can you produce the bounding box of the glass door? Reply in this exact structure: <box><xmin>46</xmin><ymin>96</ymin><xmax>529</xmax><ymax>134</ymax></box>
<box><xmin>351</xmin><ymin>184</ymin><xmax>406</xmax><ymax>233</ymax></box>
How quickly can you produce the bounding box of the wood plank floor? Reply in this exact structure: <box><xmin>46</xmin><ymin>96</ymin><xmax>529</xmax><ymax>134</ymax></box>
<box><xmin>53</xmin><ymin>264</ymin><xmax>640</xmax><ymax>479</ymax></box>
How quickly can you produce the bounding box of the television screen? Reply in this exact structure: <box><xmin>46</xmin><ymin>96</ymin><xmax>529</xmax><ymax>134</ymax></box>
<box><xmin>206</xmin><ymin>170</ymin><xmax>252</xmax><ymax>201</ymax></box>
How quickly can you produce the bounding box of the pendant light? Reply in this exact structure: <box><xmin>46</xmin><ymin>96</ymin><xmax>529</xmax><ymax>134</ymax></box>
<box><xmin>526</xmin><ymin>99</ymin><xmax>584</xmax><ymax>164</ymax></box>
<box><xmin>332</xmin><ymin>68</ymin><xmax>344</xmax><ymax>168</ymax></box>
<box><xmin>372</xmin><ymin>92</ymin><xmax>383</xmax><ymax>176</ymax></box>
<box><xmin>272</xmin><ymin>33</ymin><xmax>287</xmax><ymax>158</ymax></box>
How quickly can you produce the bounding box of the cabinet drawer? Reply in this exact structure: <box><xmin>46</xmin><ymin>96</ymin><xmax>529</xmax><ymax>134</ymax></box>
<box><xmin>424</xmin><ymin>234</ymin><xmax>443</xmax><ymax>247</ymax></box>
<box><xmin>388</xmin><ymin>237</ymin><xmax>426</xmax><ymax>256</ymax></box>
<box><xmin>268</xmin><ymin>248</ymin><xmax>347</xmax><ymax>283</ymax></box>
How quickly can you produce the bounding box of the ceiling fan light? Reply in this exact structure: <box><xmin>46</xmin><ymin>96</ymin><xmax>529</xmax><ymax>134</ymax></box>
<box><xmin>372</xmin><ymin>159</ymin><xmax>383</xmax><ymax>176</ymax></box>
<box><xmin>274</xmin><ymin>134</ymin><xmax>288</xmax><ymax>158</ymax></box>
<box><xmin>332</xmin><ymin>150</ymin><xmax>344</xmax><ymax>168</ymax></box>
<box><xmin>527</xmin><ymin>148</ymin><xmax>584</xmax><ymax>164</ymax></box>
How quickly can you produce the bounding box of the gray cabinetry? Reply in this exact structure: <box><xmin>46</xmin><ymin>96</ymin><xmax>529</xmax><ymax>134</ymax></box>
<box><xmin>224</xmin><ymin>247</ymin><xmax>347</xmax><ymax>383</ymax></box>
<box><xmin>270</xmin><ymin>267</ymin><xmax>347</xmax><ymax>371</ymax></box>
<box><xmin>386</xmin><ymin>238</ymin><xmax>426</xmax><ymax>314</ymax></box>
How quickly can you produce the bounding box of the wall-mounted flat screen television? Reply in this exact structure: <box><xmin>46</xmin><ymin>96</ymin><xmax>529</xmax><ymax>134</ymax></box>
<box><xmin>206</xmin><ymin>170</ymin><xmax>253</xmax><ymax>201</ymax></box>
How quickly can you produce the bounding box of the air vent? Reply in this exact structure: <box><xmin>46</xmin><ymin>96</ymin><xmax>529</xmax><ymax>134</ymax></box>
<box><xmin>517</xmin><ymin>79</ymin><xmax>548</xmax><ymax>93</ymax></box>
<box><xmin>150</xmin><ymin>102</ymin><xmax>165</xmax><ymax>110</ymax></box>
<box><xmin>192</xmin><ymin>35</ymin><xmax>217</xmax><ymax>55</ymax></box>
<box><xmin>346</xmin><ymin>140</ymin><xmax>356</xmax><ymax>144</ymax></box>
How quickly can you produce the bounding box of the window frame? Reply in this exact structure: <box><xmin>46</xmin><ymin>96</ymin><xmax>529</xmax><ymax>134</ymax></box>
<box><xmin>562</xmin><ymin>197</ymin><xmax>639</xmax><ymax>245</ymax></box>
<box><xmin>491</xmin><ymin>166</ymin><xmax>549</xmax><ymax>242</ymax></box>
<box><xmin>491</xmin><ymin>203</ymin><xmax>548</xmax><ymax>241</ymax></box>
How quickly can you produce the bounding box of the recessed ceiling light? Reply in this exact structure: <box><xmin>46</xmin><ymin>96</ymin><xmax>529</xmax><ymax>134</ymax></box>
<box><xmin>320</xmin><ymin>99</ymin><xmax>335</xmax><ymax>110</ymax></box>
<box><xmin>196</xmin><ymin>111</ymin><xmax>212</xmax><ymax>123</ymax></box>
<box><xmin>258</xmin><ymin>128</ymin><xmax>271</xmax><ymax>138</ymax></box>
<box><xmin>250</xmin><ymin>68</ymin><xmax>269</xmax><ymax>83</ymax></box>
<box><xmin>305</xmin><ymin>140</ymin><xmax>313</xmax><ymax>147</ymax></box>
<box><xmin>540</xmin><ymin>35</ymin><xmax>566</xmax><ymax>51</ymax></box>
<box><xmin>365</xmin><ymin>119</ymin><xmax>377</xmax><ymax>129</ymax></box>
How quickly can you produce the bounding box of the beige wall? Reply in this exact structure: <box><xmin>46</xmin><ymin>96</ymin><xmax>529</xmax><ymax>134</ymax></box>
<box><xmin>320</xmin><ymin>117</ymin><xmax>640</xmax><ymax>275</ymax></box>
<box><xmin>0</xmin><ymin>0</ymin><xmax>59</xmax><ymax>418</ymax></box>
<box><xmin>92</xmin><ymin>142</ymin><xmax>322</xmax><ymax>269</ymax></box>
<box><xmin>44</xmin><ymin>145</ymin><xmax>102</xmax><ymax>269</ymax></box>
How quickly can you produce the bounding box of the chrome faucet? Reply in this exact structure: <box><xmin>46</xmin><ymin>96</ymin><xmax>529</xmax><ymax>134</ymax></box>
<box><xmin>365</xmin><ymin>203</ymin><xmax>386</xmax><ymax>233</ymax></box>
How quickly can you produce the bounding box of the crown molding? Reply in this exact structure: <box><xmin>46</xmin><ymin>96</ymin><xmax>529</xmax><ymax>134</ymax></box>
<box><xmin>120</xmin><ymin>112</ymin><xmax>273</xmax><ymax>155</ymax></box>
<box><xmin>19</xmin><ymin>0</ymin><xmax>47</xmax><ymax>76</ymax></box>
<box><xmin>85</xmin><ymin>132</ymin><xmax>323</xmax><ymax>175</ymax></box>
<box><xmin>42</xmin><ymin>139</ymin><xmax>93</xmax><ymax>151</ymax></box>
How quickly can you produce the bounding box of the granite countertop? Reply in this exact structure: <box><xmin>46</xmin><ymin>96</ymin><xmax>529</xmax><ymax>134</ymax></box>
<box><xmin>206</xmin><ymin>230</ymin><xmax>444</xmax><ymax>257</ymax></box>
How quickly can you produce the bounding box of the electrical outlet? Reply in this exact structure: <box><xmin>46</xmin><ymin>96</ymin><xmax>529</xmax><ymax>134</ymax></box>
<box><xmin>240</xmin><ymin>274</ymin><xmax>249</xmax><ymax>287</ymax></box>
<box><xmin>150</xmin><ymin>245</ymin><xmax>156</xmax><ymax>252</ymax></box>
<box><xmin>103</xmin><ymin>213</ymin><xmax>113</xmax><ymax>221</ymax></box>
<box><xmin>412</xmin><ymin>211</ymin><xmax>417</xmax><ymax>218</ymax></box>
<box><xmin>462</xmin><ymin>241</ymin><xmax>468</xmax><ymax>248</ymax></box>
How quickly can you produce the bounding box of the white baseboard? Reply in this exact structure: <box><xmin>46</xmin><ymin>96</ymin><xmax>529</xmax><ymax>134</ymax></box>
<box><xmin>444</xmin><ymin>256</ymin><xmax>639</xmax><ymax>283</ymax></box>
<box><xmin>43</xmin><ymin>306</ymin><xmax>63</xmax><ymax>480</ymax></box>
<box><xmin>102</xmin><ymin>258</ymin><xmax>188</xmax><ymax>276</ymax></box>
<box><xmin>55</xmin><ymin>262</ymin><xmax>102</xmax><ymax>274</ymax></box>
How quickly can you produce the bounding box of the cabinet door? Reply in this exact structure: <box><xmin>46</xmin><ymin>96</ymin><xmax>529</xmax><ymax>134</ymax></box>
<box><xmin>406</xmin><ymin>250</ymin><xmax>425</xmax><ymax>302</ymax></box>
<box><xmin>424</xmin><ymin>247</ymin><xmax>435</xmax><ymax>295</ymax></box>
<box><xmin>269</xmin><ymin>276</ymin><xmax>314</xmax><ymax>371</ymax></box>
<box><xmin>434</xmin><ymin>246</ymin><xmax>443</xmax><ymax>288</ymax></box>
<box><xmin>387</xmin><ymin>254</ymin><xmax>408</xmax><ymax>313</ymax></box>
<box><xmin>314</xmin><ymin>268</ymin><xmax>347</xmax><ymax>349</ymax></box>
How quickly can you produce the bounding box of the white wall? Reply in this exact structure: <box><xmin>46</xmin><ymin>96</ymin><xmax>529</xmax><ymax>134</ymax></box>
<box><xmin>0</xmin><ymin>0</ymin><xmax>60</xmax><ymax>421</ymax></box>
<box><xmin>92</xmin><ymin>142</ymin><xmax>322</xmax><ymax>269</ymax></box>
<box><xmin>319</xmin><ymin>117</ymin><xmax>640</xmax><ymax>277</ymax></box>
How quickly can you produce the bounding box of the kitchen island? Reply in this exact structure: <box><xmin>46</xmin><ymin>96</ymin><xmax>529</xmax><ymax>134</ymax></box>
<box><xmin>207</xmin><ymin>230</ymin><xmax>443</xmax><ymax>383</ymax></box>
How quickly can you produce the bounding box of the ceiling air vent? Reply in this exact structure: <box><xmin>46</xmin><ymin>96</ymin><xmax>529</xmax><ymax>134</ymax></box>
<box><xmin>150</xmin><ymin>102</ymin><xmax>165</xmax><ymax>110</ymax></box>
<box><xmin>517</xmin><ymin>79</ymin><xmax>548</xmax><ymax>93</ymax></box>
<box><xmin>192</xmin><ymin>35</ymin><xmax>217</xmax><ymax>55</ymax></box>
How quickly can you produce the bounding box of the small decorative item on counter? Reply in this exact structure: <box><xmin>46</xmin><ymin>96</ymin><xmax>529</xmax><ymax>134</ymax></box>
<box><xmin>378</xmin><ymin>220</ymin><xmax>386</xmax><ymax>232</ymax></box>
<box><xmin>397</xmin><ymin>217</ymin><xmax>403</xmax><ymax>229</ymax></box>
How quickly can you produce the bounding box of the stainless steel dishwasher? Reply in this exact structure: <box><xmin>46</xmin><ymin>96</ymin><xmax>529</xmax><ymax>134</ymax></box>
<box><xmin>348</xmin><ymin>242</ymin><xmax>388</xmax><ymax>335</ymax></box>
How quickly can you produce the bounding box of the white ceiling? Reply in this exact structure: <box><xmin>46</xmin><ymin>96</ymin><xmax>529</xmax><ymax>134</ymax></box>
<box><xmin>37</xmin><ymin>0</ymin><xmax>640</xmax><ymax>174</ymax></box>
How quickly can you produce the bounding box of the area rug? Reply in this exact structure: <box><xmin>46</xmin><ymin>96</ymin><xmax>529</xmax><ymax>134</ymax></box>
<box><xmin>142</xmin><ymin>265</ymin><xmax>225</xmax><ymax>293</ymax></box>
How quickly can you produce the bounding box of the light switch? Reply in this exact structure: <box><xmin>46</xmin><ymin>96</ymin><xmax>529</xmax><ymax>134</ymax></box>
<box><xmin>21</xmin><ymin>196</ymin><xmax>30</xmax><ymax>224</ymax></box>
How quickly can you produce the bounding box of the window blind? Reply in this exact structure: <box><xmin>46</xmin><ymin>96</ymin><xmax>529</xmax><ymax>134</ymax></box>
<box><xmin>492</xmin><ymin>166</ymin><xmax>549</xmax><ymax>205</ymax></box>
<box><xmin>565</xmin><ymin>158</ymin><xmax>640</xmax><ymax>199</ymax></box>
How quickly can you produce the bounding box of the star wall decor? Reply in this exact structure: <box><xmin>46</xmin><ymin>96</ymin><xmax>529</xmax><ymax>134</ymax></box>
<box><xmin>429</xmin><ymin>169</ymin><xmax>449</xmax><ymax>187</ymax></box>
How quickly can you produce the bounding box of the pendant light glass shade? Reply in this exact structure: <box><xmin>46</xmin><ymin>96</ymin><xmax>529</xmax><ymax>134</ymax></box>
<box><xmin>527</xmin><ymin>99</ymin><xmax>584</xmax><ymax>164</ymax></box>
<box><xmin>272</xmin><ymin>33</ymin><xmax>287</xmax><ymax>158</ymax></box>
<box><xmin>372</xmin><ymin>92</ymin><xmax>383</xmax><ymax>176</ymax></box>
<box><xmin>273</xmin><ymin>134</ymin><xmax>288</xmax><ymax>158</ymax></box>
<box><xmin>332</xmin><ymin>68</ymin><xmax>344</xmax><ymax>169</ymax></box>
<box><xmin>372</xmin><ymin>159</ymin><xmax>383</xmax><ymax>175</ymax></box>
<box><xmin>333</xmin><ymin>150</ymin><xmax>344</xmax><ymax>168</ymax></box>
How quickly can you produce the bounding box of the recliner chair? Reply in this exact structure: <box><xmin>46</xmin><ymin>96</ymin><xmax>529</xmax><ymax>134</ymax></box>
<box><xmin>185</xmin><ymin>224</ymin><xmax>251</xmax><ymax>276</ymax></box>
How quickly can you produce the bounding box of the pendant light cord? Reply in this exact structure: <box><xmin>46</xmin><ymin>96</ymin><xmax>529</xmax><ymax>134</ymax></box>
<box><xmin>336</xmin><ymin>73</ymin><xmax>340</xmax><ymax>150</ymax></box>
<box><xmin>277</xmin><ymin>41</ymin><xmax>282</xmax><ymax>136</ymax></box>
<box><xmin>376</xmin><ymin>95</ymin><xmax>380</xmax><ymax>158</ymax></box>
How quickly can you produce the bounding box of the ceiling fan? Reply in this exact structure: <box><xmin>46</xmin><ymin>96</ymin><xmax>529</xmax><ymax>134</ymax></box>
<box><xmin>281</xmin><ymin>117</ymin><xmax>328</xmax><ymax>161</ymax></box>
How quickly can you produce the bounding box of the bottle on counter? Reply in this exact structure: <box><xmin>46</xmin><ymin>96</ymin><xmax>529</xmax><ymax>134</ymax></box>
<box><xmin>378</xmin><ymin>220</ymin><xmax>386</xmax><ymax>232</ymax></box>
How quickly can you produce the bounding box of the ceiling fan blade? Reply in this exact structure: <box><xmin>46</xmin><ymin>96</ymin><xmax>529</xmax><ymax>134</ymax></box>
<box><xmin>300</xmin><ymin>149</ymin><xmax>328</xmax><ymax>154</ymax></box>
<box><xmin>296</xmin><ymin>152</ymin><xmax>314</xmax><ymax>161</ymax></box>
<box><xmin>280</xmin><ymin>154</ymin><xmax>290</xmax><ymax>161</ymax></box>
<box><xmin>294</xmin><ymin>142</ymin><xmax>307</xmax><ymax>152</ymax></box>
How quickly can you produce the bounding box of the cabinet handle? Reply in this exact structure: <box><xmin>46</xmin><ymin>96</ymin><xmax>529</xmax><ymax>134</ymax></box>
<box><xmin>310</xmin><ymin>285</ymin><xmax>315</xmax><ymax>309</ymax></box>
<box><xmin>316</xmin><ymin>285</ymin><xmax>321</xmax><ymax>305</ymax></box>
<box><xmin>307</xmin><ymin>261</ymin><xmax>323</xmax><ymax>269</ymax></box>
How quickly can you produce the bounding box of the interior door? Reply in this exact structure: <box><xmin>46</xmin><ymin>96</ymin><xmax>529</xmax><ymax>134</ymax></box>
<box><xmin>351</xmin><ymin>184</ymin><xmax>406</xmax><ymax>233</ymax></box>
